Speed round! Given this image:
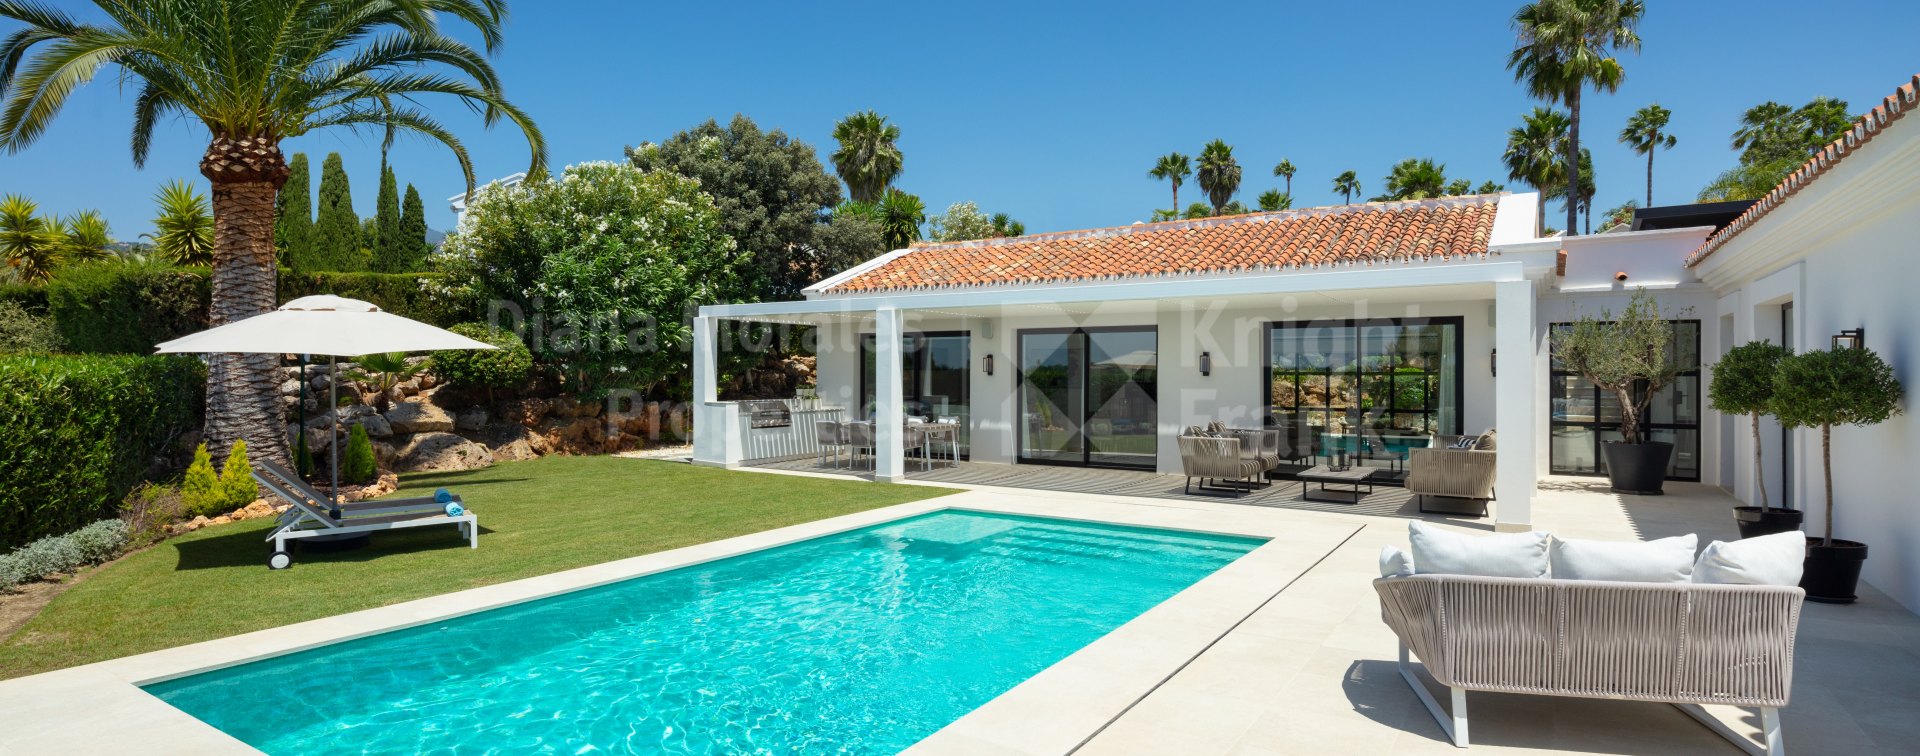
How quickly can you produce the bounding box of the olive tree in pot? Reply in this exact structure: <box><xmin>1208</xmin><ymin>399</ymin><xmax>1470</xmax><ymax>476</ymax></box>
<box><xmin>1771</xmin><ymin>344</ymin><xmax>1904</xmax><ymax>604</ymax></box>
<box><xmin>1708</xmin><ymin>341</ymin><xmax>1800</xmax><ymax>537</ymax></box>
<box><xmin>1553</xmin><ymin>289</ymin><xmax>1689</xmax><ymax>494</ymax></box>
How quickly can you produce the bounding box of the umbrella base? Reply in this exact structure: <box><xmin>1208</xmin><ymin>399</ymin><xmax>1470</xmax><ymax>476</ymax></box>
<box><xmin>299</xmin><ymin>532</ymin><xmax>372</xmax><ymax>552</ymax></box>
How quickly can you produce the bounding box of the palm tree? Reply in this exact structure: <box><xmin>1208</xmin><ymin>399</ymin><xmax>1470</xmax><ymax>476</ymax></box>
<box><xmin>1619</xmin><ymin>103</ymin><xmax>1676</xmax><ymax>205</ymax></box>
<box><xmin>1195</xmin><ymin>139</ymin><xmax>1242</xmax><ymax>215</ymax></box>
<box><xmin>831</xmin><ymin>110</ymin><xmax>904</xmax><ymax>203</ymax></box>
<box><xmin>1332</xmin><ymin>171</ymin><xmax>1362</xmax><ymax>204</ymax></box>
<box><xmin>1574</xmin><ymin>148</ymin><xmax>1596</xmax><ymax>233</ymax></box>
<box><xmin>1376</xmin><ymin>158</ymin><xmax>1449</xmax><ymax>201</ymax></box>
<box><xmin>1508</xmin><ymin>0</ymin><xmax>1644</xmax><ymax>237</ymax></box>
<box><xmin>0</xmin><ymin>194</ymin><xmax>64</xmax><ymax>283</ymax></box>
<box><xmin>1257</xmin><ymin>189</ymin><xmax>1292</xmax><ymax>212</ymax></box>
<box><xmin>146</xmin><ymin>180</ymin><xmax>215</xmax><ymax>266</ymax></box>
<box><xmin>1795</xmin><ymin>97</ymin><xmax>1852</xmax><ymax>149</ymax></box>
<box><xmin>1444</xmin><ymin>179</ymin><xmax>1472</xmax><ymax>196</ymax></box>
<box><xmin>1272</xmin><ymin>159</ymin><xmax>1296</xmax><ymax>195</ymax></box>
<box><xmin>989</xmin><ymin>212</ymin><xmax>1025</xmax><ymax>238</ymax></box>
<box><xmin>1504</xmin><ymin>107</ymin><xmax>1570</xmax><ymax>231</ymax></box>
<box><xmin>1148</xmin><ymin>152</ymin><xmax>1190</xmax><ymax>217</ymax></box>
<box><xmin>1476</xmin><ymin>180</ymin><xmax>1506</xmax><ymax>193</ymax></box>
<box><xmin>0</xmin><ymin>0</ymin><xmax>546</xmax><ymax>467</ymax></box>
<box><xmin>1601</xmin><ymin>199</ymin><xmax>1638</xmax><ymax>230</ymax></box>
<box><xmin>877</xmin><ymin>189</ymin><xmax>925</xmax><ymax>250</ymax></box>
<box><xmin>60</xmin><ymin>210</ymin><xmax>113</xmax><ymax>262</ymax></box>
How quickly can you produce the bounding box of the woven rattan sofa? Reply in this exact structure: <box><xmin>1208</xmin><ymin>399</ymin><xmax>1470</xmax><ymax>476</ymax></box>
<box><xmin>1177</xmin><ymin>434</ymin><xmax>1265</xmax><ymax>496</ymax></box>
<box><xmin>1374</xmin><ymin>573</ymin><xmax>1803</xmax><ymax>754</ymax></box>
<box><xmin>1406</xmin><ymin>434</ymin><xmax>1498</xmax><ymax>516</ymax></box>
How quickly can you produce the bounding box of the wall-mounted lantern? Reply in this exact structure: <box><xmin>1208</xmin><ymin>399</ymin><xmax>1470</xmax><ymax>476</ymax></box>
<box><xmin>1832</xmin><ymin>328</ymin><xmax>1865</xmax><ymax>350</ymax></box>
<box><xmin>1199</xmin><ymin>351</ymin><xmax>1212</xmax><ymax>377</ymax></box>
<box><xmin>1490</xmin><ymin>348</ymin><xmax>1497</xmax><ymax>377</ymax></box>
<box><xmin>983</xmin><ymin>354</ymin><xmax>994</xmax><ymax>376</ymax></box>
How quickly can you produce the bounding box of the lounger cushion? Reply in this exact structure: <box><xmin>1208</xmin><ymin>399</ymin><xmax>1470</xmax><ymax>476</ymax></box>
<box><xmin>1549</xmin><ymin>534</ymin><xmax>1697</xmax><ymax>583</ymax></box>
<box><xmin>1379</xmin><ymin>545</ymin><xmax>1415</xmax><ymax>578</ymax></box>
<box><xmin>1692</xmin><ymin>531</ymin><xmax>1806</xmax><ymax>587</ymax></box>
<box><xmin>1408</xmin><ymin>521</ymin><xmax>1549</xmax><ymax>579</ymax></box>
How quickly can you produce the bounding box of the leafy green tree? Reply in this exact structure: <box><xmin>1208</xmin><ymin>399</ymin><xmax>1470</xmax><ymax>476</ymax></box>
<box><xmin>1551</xmin><ymin>289</ymin><xmax>1684</xmax><ymax>446</ymax></box>
<box><xmin>1375</xmin><ymin>158</ymin><xmax>1449</xmax><ymax>201</ymax></box>
<box><xmin>371</xmin><ymin>162</ymin><xmax>404</xmax><ymax>272</ymax></box>
<box><xmin>1504</xmin><ymin>106</ymin><xmax>1569</xmax><ymax>230</ymax></box>
<box><xmin>1272</xmin><ymin>159</ymin><xmax>1296</xmax><ymax>195</ymax></box>
<box><xmin>312</xmin><ymin>153</ymin><xmax>363</xmax><ymax>271</ymax></box>
<box><xmin>1771</xmin><ymin>346</ymin><xmax>1905</xmax><ymax>546</ymax></box>
<box><xmin>1730</xmin><ymin>101</ymin><xmax>1798</xmax><ymax>165</ymax></box>
<box><xmin>1508</xmin><ymin>0</ymin><xmax>1644</xmax><ymax>236</ymax></box>
<box><xmin>989</xmin><ymin>212</ymin><xmax>1024</xmax><ymax>238</ymax></box>
<box><xmin>830</xmin><ymin>110</ymin><xmax>903</xmax><ymax>202</ymax></box>
<box><xmin>929</xmin><ymin>201</ymin><xmax>996</xmax><ymax>242</ymax></box>
<box><xmin>1257</xmin><ymin>190</ymin><xmax>1292</xmax><ymax>211</ymax></box>
<box><xmin>399</xmin><ymin>184</ymin><xmax>430</xmax><ymax>270</ymax></box>
<box><xmin>1708</xmin><ymin>341</ymin><xmax>1788</xmax><ymax>509</ymax></box>
<box><xmin>1148</xmin><ymin>152</ymin><xmax>1190</xmax><ymax>215</ymax></box>
<box><xmin>145</xmin><ymin>181</ymin><xmax>214</xmax><ymax>266</ymax></box>
<box><xmin>0</xmin><ymin>195</ymin><xmax>65</xmax><ymax>283</ymax></box>
<box><xmin>1332</xmin><ymin>171</ymin><xmax>1362</xmax><ymax>204</ymax></box>
<box><xmin>1795</xmin><ymin>96</ymin><xmax>1852</xmax><ymax>149</ymax></box>
<box><xmin>809</xmin><ymin>211</ymin><xmax>888</xmax><ymax>270</ymax></box>
<box><xmin>275</xmin><ymin>152</ymin><xmax>312</xmax><ymax>266</ymax></box>
<box><xmin>626</xmin><ymin>115</ymin><xmax>845</xmax><ymax>299</ymax></box>
<box><xmin>60</xmin><ymin>210</ymin><xmax>112</xmax><ymax>262</ymax></box>
<box><xmin>436</xmin><ymin>162</ymin><xmax>750</xmax><ymax>397</ymax></box>
<box><xmin>431</xmin><ymin>323</ymin><xmax>533</xmax><ymax>402</ymax></box>
<box><xmin>1601</xmin><ymin>199</ymin><xmax>1638</xmax><ymax>230</ymax></box>
<box><xmin>1697</xmin><ymin>157</ymin><xmax>1800</xmax><ymax>202</ymax></box>
<box><xmin>1619</xmin><ymin>103</ymin><xmax>1676</xmax><ymax>205</ymax></box>
<box><xmin>0</xmin><ymin>0</ymin><xmax>545</xmax><ymax>469</ymax></box>
<box><xmin>1196</xmin><ymin>140</ymin><xmax>1242</xmax><ymax>215</ymax></box>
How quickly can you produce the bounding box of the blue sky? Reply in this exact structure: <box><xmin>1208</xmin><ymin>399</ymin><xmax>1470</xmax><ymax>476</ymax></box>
<box><xmin>2</xmin><ymin>0</ymin><xmax>1915</xmax><ymax>239</ymax></box>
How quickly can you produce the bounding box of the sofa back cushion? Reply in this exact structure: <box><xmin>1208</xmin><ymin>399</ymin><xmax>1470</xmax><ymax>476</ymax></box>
<box><xmin>1693</xmin><ymin>531</ymin><xmax>1806</xmax><ymax>586</ymax></box>
<box><xmin>1549</xmin><ymin>534</ymin><xmax>1697</xmax><ymax>583</ymax></box>
<box><xmin>1408</xmin><ymin>521</ymin><xmax>1549</xmax><ymax>578</ymax></box>
<box><xmin>1379</xmin><ymin>545</ymin><xmax>1415</xmax><ymax>578</ymax></box>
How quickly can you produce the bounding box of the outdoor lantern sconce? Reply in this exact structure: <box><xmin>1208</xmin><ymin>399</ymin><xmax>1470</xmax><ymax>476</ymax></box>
<box><xmin>1490</xmin><ymin>348</ymin><xmax>1497</xmax><ymax>377</ymax></box>
<box><xmin>1833</xmin><ymin>328</ymin><xmax>1865</xmax><ymax>350</ymax></box>
<box><xmin>983</xmin><ymin>354</ymin><xmax>994</xmax><ymax>376</ymax></box>
<box><xmin>1199</xmin><ymin>351</ymin><xmax>1212</xmax><ymax>376</ymax></box>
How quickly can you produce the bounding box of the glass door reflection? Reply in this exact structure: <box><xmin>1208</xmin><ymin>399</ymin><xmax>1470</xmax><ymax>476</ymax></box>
<box><xmin>1019</xmin><ymin>327</ymin><xmax>1157</xmax><ymax>469</ymax></box>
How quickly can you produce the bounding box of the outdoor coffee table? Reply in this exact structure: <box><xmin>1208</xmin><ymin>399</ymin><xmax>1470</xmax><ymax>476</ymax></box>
<box><xmin>1296</xmin><ymin>465</ymin><xmax>1378</xmax><ymax>504</ymax></box>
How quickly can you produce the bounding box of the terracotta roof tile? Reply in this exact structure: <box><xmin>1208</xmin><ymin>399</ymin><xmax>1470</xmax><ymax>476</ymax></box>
<box><xmin>1687</xmin><ymin>73</ymin><xmax>1919</xmax><ymax>267</ymax></box>
<box><xmin>824</xmin><ymin>195</ymin><xmax>1504</xmax><ymax>294</ymax></box>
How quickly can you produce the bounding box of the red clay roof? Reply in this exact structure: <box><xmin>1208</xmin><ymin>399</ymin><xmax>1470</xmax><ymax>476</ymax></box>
<box><xmin>822</xmin><ymin>195</ymin><xmax>1505</xmax><ymax>293</ymax></box>
<box><xmin>1687</xmin><ymin>73</ymin><xmax>1920</xmax><ymax>267</ymax></box>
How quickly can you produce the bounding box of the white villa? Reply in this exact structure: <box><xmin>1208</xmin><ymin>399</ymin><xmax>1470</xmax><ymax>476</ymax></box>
<box><xmin>695</xmin><ymin>72</ymin><xmax>1920</xmax><ymax>614</ymax></box>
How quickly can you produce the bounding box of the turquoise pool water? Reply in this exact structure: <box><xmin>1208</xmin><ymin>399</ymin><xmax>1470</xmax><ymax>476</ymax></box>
<box><xmin>145</xmin><ymin>511</ymin><xmax>1262</xmax><ymax>754</ymax></box>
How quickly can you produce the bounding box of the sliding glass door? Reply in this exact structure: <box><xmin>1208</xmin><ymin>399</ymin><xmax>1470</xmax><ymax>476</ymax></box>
<box><xmin>1019</xmin><ymin>327</ymin><xmax>1158</xmax><ymax>469</ymax></box>
<box><xmin>859</xmin><ymin>332</ymin><xmax>971</xmax><ymax>457</ymax></box>
<box><xmin>1266</xmin><ymin>318</ymin><xmax>1462</xmax><ymax>474</ymax></box>
<box><xmin>1548</xmin><ymin>320</ymin><xmax>1701</xmax><ymax>480</ymax></box>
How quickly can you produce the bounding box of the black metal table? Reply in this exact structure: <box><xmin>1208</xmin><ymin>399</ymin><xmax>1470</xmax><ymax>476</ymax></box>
<box><xmin>1296</xmin><ymin>465</ymin><xmax>1378</xmax><ymax>504</ymax></box>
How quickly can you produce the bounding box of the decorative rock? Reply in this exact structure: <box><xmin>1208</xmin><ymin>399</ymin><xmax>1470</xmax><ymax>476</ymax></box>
<box><xmin>455</xmin><ymin>407</ymin><xmax>488</xmax><ymax>432</ymax></box>
<box><xmin>394</xmin><ymin>432</ymin><xmax>493</xmax><ymax>472</ymax></box>
<box><xmin>280</xmin><ymin>378</ymin><xmax>303</xmax><ymax>396</ymax></box>
<box><xmin>342</xmin><ymin>470</ymin><xmax>401</xmax><ymax>501</ymax></box>
<box><xmin>506</xmin><ymin>398</ymin><xmax>551</xmax><ymax>427</ymax></box>
<box><xmin>385</xmin><ymin>400</ymin><xmax>455</xmax><ymax>434</ymax></box>
<box><xmin>352</xmin><ymin>413</ymin><xmax>393</xmax><ymax>438</ymax></box>
<box><xmin>210</xmin><ymin>515</ymin><xmax>232</xmax><ymax>525</ymax></box>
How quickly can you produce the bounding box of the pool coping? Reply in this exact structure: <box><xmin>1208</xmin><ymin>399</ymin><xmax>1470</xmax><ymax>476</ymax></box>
<box><xmin>0</xmin><ymin>491</ymin><xmax>1362</xmax><ymax>755</ymax></box>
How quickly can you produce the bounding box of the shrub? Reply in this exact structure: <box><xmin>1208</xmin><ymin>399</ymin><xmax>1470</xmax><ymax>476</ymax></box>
<box><xmin>120</xmin><ymin>483</ymin><xmax>187</xmax><ymax>549</ymax></box>
<box><xmin>219</xmin><ymin>439</ymin><xmax>260</xmax><ymax>508</ymax></box>
<box><xmin>44</xmin><ymin>260</ymin><xmax>209</xmax><ymax>354</ymax></box>
<box><xmin>432</xmin><ymin>323</ymin><xmax>533</xmax><ymax>397</ymax></box>
<box><xmin>0</xmin><ymin>354</ymin><xmax>203</xmax><ymax>548</ymax></box>
<box><xmin>277</xmin><ymin>270</ymin><xmax>477</xmax><ymax>328</ymax></box>
<box><xmin>0</xmin><ymin>520</ymin><xmax>130</xmax><ymax>593</ymax></box>
<box><xmin>341</xmin><ymin>424</ymin><xmax>377</xmax><ymax>484</ymax></box>
<box><xmin>180</xmin><ymin>442</ymin><xmax>222</xmax><ymax>517</ymax></box>
<box><xmin>1708</xmin><ymin>341</ymin><xmax>1790</xmax><ymax>509</ymax></box>
<box><xmin>0</xmin><ymin>298</ymin><xmax>62</xmax><ymax>352</ymax></box>
<box><xmin>1772</xmin><ymin>346</ymin><xmax>1905</xmax><ymax>545</ymax></box>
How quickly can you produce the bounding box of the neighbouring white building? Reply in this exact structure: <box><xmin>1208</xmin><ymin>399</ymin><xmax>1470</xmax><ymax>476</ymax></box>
<box><xmin>694</xmin><ymin>73</ymin><xmax>1920</xmax><ymax>613</ymax></box>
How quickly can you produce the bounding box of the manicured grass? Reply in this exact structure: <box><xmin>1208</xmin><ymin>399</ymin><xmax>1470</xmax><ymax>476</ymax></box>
<box><xmin>0</xmin><ymin>457</ymin><xmax>953</xmax><ymax>680</ymax></box>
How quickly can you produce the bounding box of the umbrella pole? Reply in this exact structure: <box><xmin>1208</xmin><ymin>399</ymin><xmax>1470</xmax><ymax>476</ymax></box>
<box><xmin>329</xmin><ymin>357</ymin><xmax>341</xmax><ymax>519</ymax></box>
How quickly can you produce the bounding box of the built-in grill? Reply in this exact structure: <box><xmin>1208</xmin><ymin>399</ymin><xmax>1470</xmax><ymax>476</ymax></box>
<box><xmin>742</xmin><ymin>399</ymin><xmax>792</xmax><ymax>429</ymax></box>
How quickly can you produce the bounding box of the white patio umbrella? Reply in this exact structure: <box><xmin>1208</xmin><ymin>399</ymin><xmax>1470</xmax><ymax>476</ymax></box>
<box><xmin>157</xmin><ymin>295</ymin><xmax>496</xmax><ymax>517</ymax></box>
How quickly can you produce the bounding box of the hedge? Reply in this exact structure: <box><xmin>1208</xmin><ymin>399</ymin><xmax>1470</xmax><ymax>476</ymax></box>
<box><xmin>278</xmin><ymin>270</ymin><xmax>479</xmax><ymax>328</ymax></box>
<box><xmin>0</xmin><ymin>354</ymin><xmax>204</xmax><ymax>548</ymax></box>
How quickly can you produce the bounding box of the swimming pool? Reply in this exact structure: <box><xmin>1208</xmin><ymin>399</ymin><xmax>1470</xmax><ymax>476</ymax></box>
<box><xmin>145</xmin><ymin>511</ymin><xmax>1263</xmax><ymax>754</ymax></box>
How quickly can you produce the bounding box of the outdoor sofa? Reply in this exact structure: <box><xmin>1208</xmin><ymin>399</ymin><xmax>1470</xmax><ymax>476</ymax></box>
<box><xmin>1405</xmin><ymin>432</ymin><xmax>1498</xmax><ymax>516</ymax></box>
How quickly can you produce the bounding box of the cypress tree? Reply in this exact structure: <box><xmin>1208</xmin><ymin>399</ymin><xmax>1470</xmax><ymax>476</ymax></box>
<box><xmin>400</xmin><ymin>183</ymin><xmax>431</xmax><ymax>270</ymax></box>
<box><xmin>312</xmin><ymin>152</ymin><xmax>363</xmax><ymax>271</ymax></box>
<box><xmin>372</xmin><ymin>162</ymin><xmax>403</xmax><ymax>271</ymax></box>
<box><xmin>274</xmin><ymin>153</ymin><xmax>313</xmax><ymax>268</ymax></box>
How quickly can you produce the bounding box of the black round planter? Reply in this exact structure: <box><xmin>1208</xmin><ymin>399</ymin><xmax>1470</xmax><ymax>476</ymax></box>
<box><xmin>1802</xmin><ymin>538</ymin><xmax>1868</xmax><ymax>604</ymax></box>
<box><xmin>1734</xmin><ymin>507</ymin><xmax>1803</xmax><ymax>539</ymax></box>
<box><xmin>1601</xmin><ymin>441</ymin><xmax>1673</xmax><ymax>495</ymax></box>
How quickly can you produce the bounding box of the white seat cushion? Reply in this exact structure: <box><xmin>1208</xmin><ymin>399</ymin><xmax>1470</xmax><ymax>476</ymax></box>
<box><xmin>1549</xmin><ymin>534</ymin><xmax>1697</xmax><ymax>583</ymax></box>
<box><xmin>1379</xmin><ymin>545</ymin><xmax>1415</xmax><ymax>578</ymax></box>
<box><xmin>1693</xmin><ymin>531</ymin><xmax>1806</xmax><ymax>586</ymax></box>
<box><xmin>1408</xmin><ymin>521</ymin><xmax>1549</xmax><ymax>578</ymax></box>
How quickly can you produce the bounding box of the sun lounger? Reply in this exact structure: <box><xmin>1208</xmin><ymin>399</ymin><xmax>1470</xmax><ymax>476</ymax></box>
<box><xmin>252</xmin><ymin>461</ymin><xmax>477</xmax><ymax>569</ymax></box>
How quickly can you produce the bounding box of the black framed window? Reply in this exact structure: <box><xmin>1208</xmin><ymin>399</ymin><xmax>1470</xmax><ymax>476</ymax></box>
<box><xmin>1549</xmin><ymin>320</ymin><xmax>1701</xmax><ymax>480</ymax></box>
<box><xmin>1017</xmin><ymin>327</ymin><xmax>1159</xmax><ymax>469</ymax></box>
<box><xmin>859</xmin><ymin>331</ymin><xmax>971</xmax><ymax>458</ymax></box>
<box><xmin>1264</xmin><ymin>318</ymin><xmax>1464</xmax><ymax>451</ymax></box>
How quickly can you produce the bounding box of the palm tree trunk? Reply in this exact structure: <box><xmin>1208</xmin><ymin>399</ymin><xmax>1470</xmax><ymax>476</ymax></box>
<box><xmin>1645</xmin><ymin>147</ymin><xmax>1655</xmax><ymax>207</ymax></box>
<box><xmin>1750</xmin><ymin>410</ymin><xmax>1769</xmax><ymax>509</ymax></box>
<box><xmin>1537</xmin><ymin>192</ymin><xmax>1547</xmax><ymax>235</ymax></box>
<box><xmin>1566</xmin><ymin>89</ymin><xmax>1583</xmax><ymax>237</ymax></box>
<box><xmin>1171</xmin><ymin>184</ymin><xmax>1179</xmax><ymax>216</ymax></box>
<box><xmin>201</xmin><ymin>136</ymin><xmax>293</xmax><ymax>470</ymax></box>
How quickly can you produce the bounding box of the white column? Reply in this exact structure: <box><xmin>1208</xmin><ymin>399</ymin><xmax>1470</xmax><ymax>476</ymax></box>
<box><xmin>1494</xmin><ymin>280</ymin><xmax>1538</xmax><ymax>531</ymax></box>
<box><xmin>693</xmin><ymin>315</ymin><xmax>718</xmax><ymax>404</ymax></box>
<box><xmin>873</xmin><ymin>307</ymin><xmax>907</xmax><ymax>482</ymax></box>
<box><xmin>691</xmin><ymin>315</ymin><xmax>740</xmax><ymax>468</ymax></box>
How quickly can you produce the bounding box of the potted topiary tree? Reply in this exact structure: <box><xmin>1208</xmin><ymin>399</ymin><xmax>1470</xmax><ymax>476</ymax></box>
<box><xmin>1771</xmin><ymin>343</ymin><xmax>1904</xmax><ymax>603</ymax></box>
<box><xmin>1708</xmin><ymin>341</ymin><xmax>1799</xmax><ymax>537</ymax></box>
<box><xmin>1553</xmin><ymin>289</ymin><xmax>1690</xmax><ymax>494</ymax></box>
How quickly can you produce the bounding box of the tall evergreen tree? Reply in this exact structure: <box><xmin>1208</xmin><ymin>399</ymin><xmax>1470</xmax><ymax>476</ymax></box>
<box><xmin>372</xmin><ymin>162</ymin><xmax>403</xmax><ymax>271</ymax></box>
<box><xmin>400</xmin><ymin>184</ymin><xmax>430</xmax><ymax>270</ymax></box>
<box><xmin>313</xmin><ymin>153</ymin><xmax>363</xmax><ymax>271</ymax></box>
<box><xmin>275</xmin><ymin>153</ymin><xmax>312</xmax><ymax>267</ymax></box>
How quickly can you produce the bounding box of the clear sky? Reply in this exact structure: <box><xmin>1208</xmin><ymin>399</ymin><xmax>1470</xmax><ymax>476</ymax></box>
<box><xmin>2</xmin><ymin>0</ymin><xmax>1915</xmax><ymax>240</ymax></box>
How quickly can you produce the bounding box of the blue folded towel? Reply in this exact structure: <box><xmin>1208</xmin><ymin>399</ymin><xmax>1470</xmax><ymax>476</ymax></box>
<box><xmin>444</xmin><ymin>502</ymin><xmax>465</xmax><ymax>517</ymax></box>
<box><xmin>434</xmin><ymin>488</ymin><xmax>453</xmax><ymax>503</ymax></box>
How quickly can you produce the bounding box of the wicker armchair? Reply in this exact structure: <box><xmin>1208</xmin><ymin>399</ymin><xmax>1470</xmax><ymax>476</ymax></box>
<box><xmin>1375</xmin><ymin>573</ymin><xmax>1803</xmax><ymax>754</ymax></box>
<box><xmin>1177</xmin><ymin>435</ymin><xmax>1264</xmax><ymax>497</ymax></box>
<box><xmin>1406</xmin><ymin>435</ymin><xmax>1497</xmax><ymax>516</ymax></box>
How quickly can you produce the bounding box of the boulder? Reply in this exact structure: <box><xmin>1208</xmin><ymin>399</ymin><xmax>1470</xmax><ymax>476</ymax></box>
<box><xmin>456</xmin><ymin>407</ymin><xmax>489</xmax><ymax>432</ymax></box>
<box><xmin>394</xmin><ymin>432</ymin><xmax>493</xmax><ymax>472</ymax></box>
<box><xmin>505</xmin><ymin>398</ymin><xmax>551</xmax><ymax>427</ymax></box>
<box><xmin>470</xmin><ymin>423</ymin><xmax>544</xmax><ymax>462</ymax></box>
<box><xmin>279</xmin><ymin>378</ymin><xmax>303</xmax><ymax>396</ymax></box>
<box><xmin>351</xmin><ymin>413</ymin><xmax>393</xmax><ymax>438</ymax></box>
<box><xmin>385</xmin><ymin>400</ymin><xmax>455</xmax><ymax>434</ymax></box>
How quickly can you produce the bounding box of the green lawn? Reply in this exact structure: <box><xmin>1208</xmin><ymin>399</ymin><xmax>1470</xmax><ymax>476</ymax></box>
<box><xmin>0</xmin><ymin>457</ymin><xmax>953</xmax><ymax>680</ymax></box>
